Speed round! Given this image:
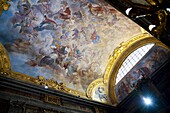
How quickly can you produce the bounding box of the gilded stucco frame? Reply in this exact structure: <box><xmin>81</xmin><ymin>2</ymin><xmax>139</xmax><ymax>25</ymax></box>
<box><xmin>86</xmin><ymin>78</ymin><xmax>111</xmax><ymax>104</ymax></box>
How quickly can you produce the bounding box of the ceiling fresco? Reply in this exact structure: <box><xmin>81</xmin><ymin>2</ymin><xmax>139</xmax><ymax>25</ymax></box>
<box><xmin>0</xmin><ymin>0</ymin><xmax>143</xmax><ymax>96</ymax></box>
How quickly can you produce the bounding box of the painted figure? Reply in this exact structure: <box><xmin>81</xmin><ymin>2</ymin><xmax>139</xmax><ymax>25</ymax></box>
<box><xmin>91</xmin><ymin>30</ymin><xmax>100</xmax><ymax>44</ymax></box>
<box><xmin>95</xmin><ymin>87</ymin><xmax>107</xmax><ymax>101</ymax></box>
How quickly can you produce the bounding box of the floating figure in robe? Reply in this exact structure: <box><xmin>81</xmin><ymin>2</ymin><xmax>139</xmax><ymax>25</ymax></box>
<box><xmin>34</xmin><ymin>15</ymin><xmax>57</xmax><ymax>31</ymax></box>
<box><xmin>95</xmin><ymin>87</ymin><xmax>107</xmax><ymax>101</ymax></box>
<box><xmin>91</xmin><ymin>30</ymin><xmax>100</xmax><ymax>44</ymax></box>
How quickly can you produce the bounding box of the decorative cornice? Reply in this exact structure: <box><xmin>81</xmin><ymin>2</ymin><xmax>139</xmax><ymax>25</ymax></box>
<box><xmin>34</xmin><ymin>76</ymin><xmax>86</xmax><ymax>97</ymax></box>
<box><xmin>0</xmin><ymin>42</ymin><xmax>86</xmax><ymax>98</ymax></box>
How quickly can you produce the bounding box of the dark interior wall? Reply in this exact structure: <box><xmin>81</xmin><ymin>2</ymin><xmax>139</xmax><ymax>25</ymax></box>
<box><xmin>0</xmin><ymin>75</ymin><xmax>114</xmax><ymax>113</ymax></box>
<box><xmin>116</xmin><ymin>57</ymin><xmax>170</xmax><ymax>113</ymax></box>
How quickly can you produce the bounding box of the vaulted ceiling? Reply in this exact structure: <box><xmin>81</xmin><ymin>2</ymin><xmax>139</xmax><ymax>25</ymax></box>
<box><xmin>0</xmin><ymin>0</ymin><xmax>170</xmax><ymax>106</ymax></box>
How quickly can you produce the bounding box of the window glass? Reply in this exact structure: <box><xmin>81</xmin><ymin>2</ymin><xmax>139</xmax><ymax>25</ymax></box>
<box><xmin>115</xmin><ymin>43</ymin><xmax>154</xmax><ymax>84</ymax></box>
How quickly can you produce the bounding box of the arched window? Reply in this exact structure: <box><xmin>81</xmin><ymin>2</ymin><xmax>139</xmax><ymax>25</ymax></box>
<box><xmin>115</xmin><ymin>43</ymin><xmax>154</xmax><ymax>84</ymax></box>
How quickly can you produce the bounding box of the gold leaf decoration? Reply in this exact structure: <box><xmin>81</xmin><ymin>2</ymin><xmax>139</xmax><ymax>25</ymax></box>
<box><xmin>103</xmin><ymin>33</ymin><xmax>152</xmax><ymax>84</ymax></box>
<box><xmin>0</xmin><ymin>0</ymin><xmax>11</xmax><ymax>14</ymax></box>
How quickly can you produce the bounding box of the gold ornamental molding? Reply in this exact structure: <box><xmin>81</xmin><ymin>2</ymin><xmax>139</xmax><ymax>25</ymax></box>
<box><xmin>103</xmin><ymin>33</ymin><xmax>153</xmax><ymax>84</ymax></box>
<box><xmin>86</xmin><ymin>78</ymin><xmax>104</xmax><ymax>99</ymax></box>
<box><xmin>0</xmin><ymin>42</ymin><xmax>11</xmax><ymax>72</ymax></box>
<box><xmin>0</xmin><ymin>0</ymin><xmax>11</xmax><ymax>14</ymax></box>
<box><xmin>86</xmin><ymin>78</ymin><xmax>110</xmax><ymax>104</ymax></box>
<box><xmin>107</xmin><ymin>34</ymin><xmax>170</xmax><ymax>105</ymax></box>
<box><xmin>0</xmin><ymin>42</ymin><xmax>86</xmax><ymax>98</ymax></box>
<box><xmin>34</xmin><ymin>76</ymin><xmax>86</xmax><ymax>97</ymax></box>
